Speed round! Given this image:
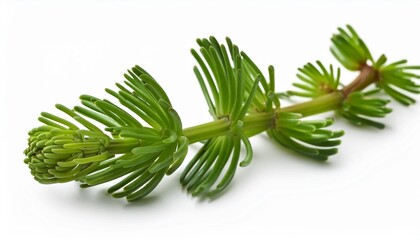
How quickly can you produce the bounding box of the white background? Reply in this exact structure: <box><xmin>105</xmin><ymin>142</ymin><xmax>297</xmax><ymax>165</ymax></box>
<box><xmin>1</xmin><ymin>0</ymin><xmax>420</xmax><ymax>239</ymax></box>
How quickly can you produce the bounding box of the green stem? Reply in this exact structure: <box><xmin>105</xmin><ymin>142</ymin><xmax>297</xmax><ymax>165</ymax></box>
<box><xmin>182</xmin><ymin>66</ymin><xmax>376</xmax><ymax>143</ymax></box>
<box><xmin>183</xmin><ymin>118</ymin><xmax>230</xmax><ymax>144</ymax></box>
<box><xmin>183</xmin><ymin>112</ymin><xmax>274</xmax><ymax>144</ymax></box>
<box><xmin>279</xmin><ymin>92</ymin><xmax>344</xmax><ymax>116</ymax></box>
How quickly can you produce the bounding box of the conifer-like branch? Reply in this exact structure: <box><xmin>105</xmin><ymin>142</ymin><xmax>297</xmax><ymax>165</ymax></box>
<box><xmin>23</xmin><ymin>25</ymin><xmax>419</xmax><ymax>202</ymax></box>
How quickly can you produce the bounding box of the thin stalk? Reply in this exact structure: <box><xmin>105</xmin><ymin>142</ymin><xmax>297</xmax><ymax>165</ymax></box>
<box><xmin>183</xmin><ymin>118</ymin><xmax>230</xmax><ymax>144</ymax></box>
<box><xmin>279</xmin><ymin>92</ymin><xmax>344</xmax><ymax>116</ymax></box>
<box><xmin>182</xmin><ymin>66</ymin><xmax>377</xmax><ymax>143</ymax></box>
<box><xmin>183</xmin><ymin>112</ymin><xmax>274</xmax><ymax>144</ymax></box>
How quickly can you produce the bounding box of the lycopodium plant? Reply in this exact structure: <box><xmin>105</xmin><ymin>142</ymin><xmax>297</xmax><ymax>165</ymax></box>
<box><xmin>24</xmin><ymin>25</ymin><xmax>419</xmax><ymax>202</ymax></box>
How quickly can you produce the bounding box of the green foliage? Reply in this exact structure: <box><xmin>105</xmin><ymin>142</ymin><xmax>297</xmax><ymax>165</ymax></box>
<box><xmin>23</xmin><ymin>25</ymin><xmax>419</xmax><ymax>202</ymax></box>
<box><xmin>24</xmin><ymin>104</ymin><xmax>116</xmax><ymax>184</ymax></box>
<box><xmin>286</xmin><ymin>24</ymin><xmax>419</xmax><ymax>129</ymax></box>
<box><xmin>185</xmin><ymin>37</ymin><xmax>260</xmax><ymax>197</ymax></box>
<box><xmin>241</xmin><ymin>58</ymin><xmax>344</xmax><ymax>160</ymax></box>
<box><xmin>374</xmin><ymin>55</ymin><xmax>420</xmax><ymax>106</ymax></box>
<box><xmin>267</xmin><ymin>112</ymin><xmax>343</xmax><ymax>161</ymax></box>
<box><xmin>181</xmin><ymin>121</ymin><xmax>252</xmax><ymax>197</ymax></box>
<box><xmin>192</xmin><ymin>37</ymin><xmax>279</xmax><ymax>116</ymax></box>
<box><xmin>24</xmin><ymin>66</ymin><xmax>188</xmax><ymax>202</ymax></box>
<box><xmin>338</xmin><ymin>89</ymin><xmax>392</xmax><ymax>129</ymax></box>
<box><xmin>330</xmin><ymin>25</ymin><xmax>372</xmax><ymax>71</ymax></box>
<box><xmin>241</xmin><ymin>51</ymin><xmax>280</xmax><ymax>112</ymax></box>
<box><xmin>78</xmin><ymin>67</ymin><xmax>189</xmax><ymax>202</ymax></box>
<box><xmin>287</xmin><ymin>61</ymin><xmax>340</xmax><ymax>98</ymax></box>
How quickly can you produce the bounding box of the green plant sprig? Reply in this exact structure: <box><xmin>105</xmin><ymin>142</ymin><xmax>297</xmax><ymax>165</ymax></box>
<box><xmin>24</xmin><ymin>25</ymin><xmax>419</xmax><ymax>202</ymax></box>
